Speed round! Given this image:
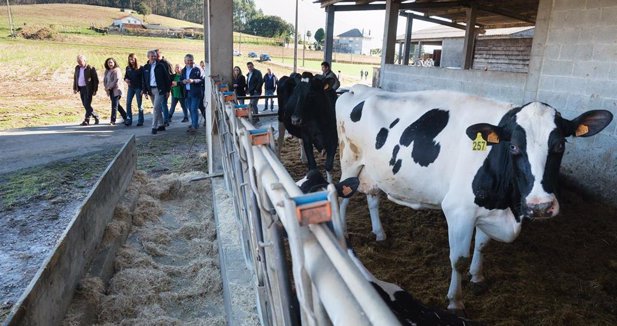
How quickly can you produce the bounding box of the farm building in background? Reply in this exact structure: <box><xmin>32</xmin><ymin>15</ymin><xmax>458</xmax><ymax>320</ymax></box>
<box><xmin>111</xmin><ymin>14</ymin><xmax>143</xmax><ymax>28</ymax></box>
<box><xmin>334</xmin><ymin>28</ymin><xmax>372</xmax><ymax>55</ymax></box>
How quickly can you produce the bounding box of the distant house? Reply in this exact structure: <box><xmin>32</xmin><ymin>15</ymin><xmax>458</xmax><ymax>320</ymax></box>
<box><xmin>112</xmin><ymin>14</ymin><xmax>143</xmax><ymax>29</ymax></box>
<box><xmin>334</xmin><ymin>28</ymin><xmax>371</xmax><ymax>55</ymax></box>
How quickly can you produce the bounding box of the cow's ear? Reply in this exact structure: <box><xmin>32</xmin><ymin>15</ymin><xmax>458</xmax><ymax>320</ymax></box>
<box><xmin>564</xmin><ymin>110</ymin><xmax>613</xmax><ymax>137</ymax></box>
<box><xmin>335</xmin><ymin>177</ymin><xmax>359</xmax><ymax>198</ymax></box>
<box><xmin>466</xmin><ymin>123</ymin><xmax>506</xmax><ymax>145</ymax></box>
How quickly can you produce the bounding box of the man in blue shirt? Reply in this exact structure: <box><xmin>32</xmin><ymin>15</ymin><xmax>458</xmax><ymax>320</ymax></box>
<box><xmin>263</xmin><ymin>68</ymin><xmax>277</xmax><ymax>111</ymax></box>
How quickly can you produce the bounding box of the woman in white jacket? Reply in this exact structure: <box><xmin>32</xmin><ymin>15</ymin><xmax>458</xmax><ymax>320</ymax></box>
<box><xmin>103</xmin><ymin>57</ymin><xmax>127</xmax><ymax>125</ymax></box>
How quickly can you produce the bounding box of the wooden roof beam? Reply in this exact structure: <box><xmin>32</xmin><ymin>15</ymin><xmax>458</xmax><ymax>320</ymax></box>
<box><xmin>476</xmin><ymin>4</ymin><xmax>535</xmax><ymax>24</ymax></box>
<box><xmin>400</xmin><ymin>11</ymin><xmax>485</xmax><ymax>32</ymax></box>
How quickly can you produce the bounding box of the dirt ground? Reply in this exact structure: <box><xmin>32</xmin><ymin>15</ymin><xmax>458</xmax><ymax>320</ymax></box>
<box><xmin>279</xmin><ymin>137</ymin><xmax>617</xmax><ymax>326</ymax></box>
<box><xmin>0</xmin><ymin>129</ymin><xmax>208</xmax><ymax>322</ymax></box>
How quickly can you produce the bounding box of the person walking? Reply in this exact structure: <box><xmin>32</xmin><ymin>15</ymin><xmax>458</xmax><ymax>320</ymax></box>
<box><xmin>103</xmin><ymin>57</ymin><xmax>127</xmax><ymax>126</ymax></box>
<box><xmin>124</xmin><ymin>53</ymin><xmax>143</xmax><ymax>126</ymax></box>
<box><xmin>246</xmin><ymin>61</ymin><xmax>263</xmax><ymax>120</ymax></box>
<box><xmin>181</xmin><ymin>54</ymin><xmax>204</xmax><ymax>132</ymax></box>
<box><xmin>170</xmin><ymin>64</ymin><xmax>188</xmax><ymax>123</ymax></box>
<box><xmin>142</xmin><ymin>49</ymin><xmax>171</xmax><ymax>134</ymax></box>
<box><xmin>73</xmin><ymin>54</ymin><xmax>100</xmax><ymax>126</ymax></box>
<box><xmin>198</xmin><ymin>60</ymin><xmax>207</xmax><ymax>126</ymax></box>
<box><xmin>263</xmin><ymin>68</ymin><xmax>277</xmax><ymax>111</ymax></box>
<box><xmin>232</xmin><ymin>66</ymin><xmax>247</xmax><ymax>105</ymax></box>
<box><xmin>155</xmin><ymin>49</ymin><xmax>173</xmax><ymax>126</ymax></box>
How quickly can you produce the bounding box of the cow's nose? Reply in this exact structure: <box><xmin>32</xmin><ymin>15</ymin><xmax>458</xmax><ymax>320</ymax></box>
<box><xmin>292</xmin><ymin>116</ymin><xmax>302</xmax><ymax>126</ymax></box>
<box><xmin>527</xmin><ymin>202</ymin><xmax>554</xmax><ymax>218</ymax></box>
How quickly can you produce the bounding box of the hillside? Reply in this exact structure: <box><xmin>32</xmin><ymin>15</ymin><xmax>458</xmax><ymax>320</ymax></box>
<box><xmin>0</xmin><ymin>3</ymin><xmax>202</xmax><ymax>31</ymax></box>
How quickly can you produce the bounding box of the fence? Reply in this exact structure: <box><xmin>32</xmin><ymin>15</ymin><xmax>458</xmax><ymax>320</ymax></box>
<box><xmin>210</xmin><ymin>81</ymin><xmax>400</xmax><ymax>325</ymax></box>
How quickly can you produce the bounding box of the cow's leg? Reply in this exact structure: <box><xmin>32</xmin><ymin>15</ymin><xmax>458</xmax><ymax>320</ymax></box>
<box><xmin>443</xmin><ymin>209</ymin><xmax>475</xmax><ymax>312</ymax></box>
<box><xmin>339</xmin><ymin>198</ymin><xmax>350</xmax><ymax>236</ymax></box>
<box><xmin>276</xmin><ymin>121</ymin><xmax>286</xmax><ymax>158</ymax></box>
<box><xmin>299</xmin><ymin>139</ymin><xmax>308</xmax><ymax>164</ymax></box>
<box><xmin>469</xmin><ymin>227</ymin><xmax>490</xmax><ymax>294</ymax></box>
<box><xmin>324</xmin><ymin>143</ymin><xmax>337</xmax><ymax>184</ymax></box>
<box><xmin>302</xmin><ymin>136</ymin><xmax>317</xmax><ymax>170</ymax></box>
<box><xmin>367</xmin><ymin>194</ymin><xmax>386</xmax><ymax>241</ymax></box>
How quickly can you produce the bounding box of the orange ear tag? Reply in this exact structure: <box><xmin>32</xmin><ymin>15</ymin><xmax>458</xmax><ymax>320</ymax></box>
<box><xmin>575</xmin><ymin>124</ymin><xmax>589</xmax><ymax>137</ymax></box>
<box><xmin>487</xmin><ymin>131</ymin><xmax>500</xmax><ymax>144</ymax></box>
<box><xmin>472</xmin><ymin>132</ymin><xmax>487</xmax><ymax>151</ymax></box>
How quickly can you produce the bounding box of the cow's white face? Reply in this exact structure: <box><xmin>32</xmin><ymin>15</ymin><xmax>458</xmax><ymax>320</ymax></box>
<box><xmin>467</xmin><ymin>103</ymin><xmax>613</xmax><ymax>221</ymax></box>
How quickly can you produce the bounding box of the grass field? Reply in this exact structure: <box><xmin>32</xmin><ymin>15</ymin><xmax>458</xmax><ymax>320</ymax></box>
<box><xmin>0</xmin><ymin>3</ymin><xmax>378</xmax><ymax>130</ymax></box>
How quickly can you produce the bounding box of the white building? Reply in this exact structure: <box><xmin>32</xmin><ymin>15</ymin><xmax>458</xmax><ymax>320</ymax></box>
<box><xmin>112</xmin><ymin>14</ymin><xmax>143</xmax><ymax>28</ymax></box>
<box><xmin>334</xmin><ymin>28</ymin><xmax>371</xmax><ymax>55</ymax></box>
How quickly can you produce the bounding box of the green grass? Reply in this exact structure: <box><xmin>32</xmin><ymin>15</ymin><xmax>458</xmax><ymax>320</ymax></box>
<box><xmin>0</xmin><ymin>150</ymin><xmax>118</xmax><ymax>209</ymax></box>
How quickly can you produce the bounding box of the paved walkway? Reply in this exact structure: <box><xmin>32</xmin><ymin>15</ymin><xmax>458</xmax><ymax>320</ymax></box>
<box><xmin>0</xmin><ymin>116</ymin><xmax>197</xmax><ymax>175</ymax></box>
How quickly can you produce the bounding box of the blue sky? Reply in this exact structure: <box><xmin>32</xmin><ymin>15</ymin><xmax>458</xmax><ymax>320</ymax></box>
<box><xmin>253</xmin><ymin>0</ymin><xmax>435</xmax><ymax>48</ymax></box>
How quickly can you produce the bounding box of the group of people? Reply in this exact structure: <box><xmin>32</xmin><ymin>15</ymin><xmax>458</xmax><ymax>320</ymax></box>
<box><xmin>73</xmin><ymin>50</ymin><xmax>207</xmax><ymax>134</ymax></box>
<box><xmin>230</xmin><ymin>61</ymin><xmax>340</xmax><ymax>121</ymax></box>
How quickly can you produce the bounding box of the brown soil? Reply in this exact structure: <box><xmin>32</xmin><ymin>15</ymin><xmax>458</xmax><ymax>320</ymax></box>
<box><xmin>279</xmin><ymin>137</ymin><xmax>617</xmax><ymax>325</ymax></box>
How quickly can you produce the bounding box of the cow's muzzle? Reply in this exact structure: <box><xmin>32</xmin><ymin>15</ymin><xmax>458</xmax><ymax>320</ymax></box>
<box><xmin>524</xmin><ymin>199</ymin><xmax>559</xmax><ymax>220</ymax></box>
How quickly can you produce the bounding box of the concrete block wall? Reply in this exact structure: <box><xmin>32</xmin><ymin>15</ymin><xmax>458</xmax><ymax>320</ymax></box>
<box><xmin>534</xmin><ymin>0</ymin><xmax>617</xmax><ymax>203</ymax></box>
<box><xmin>380</xmin><ymin>64</ymin><xmax>527</xmax><ymax>104</ymax></box>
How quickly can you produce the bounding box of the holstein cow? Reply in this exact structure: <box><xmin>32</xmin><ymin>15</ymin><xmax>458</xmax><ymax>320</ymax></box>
<box><xmin>277</xmin><ymin>72</ymin><xmax>339</xmax><ymax>181</ymax></box>
<box><xmin>337</xmin><ymin>85</ymin><xmax>613</xmax><ymax>312</ymax></box>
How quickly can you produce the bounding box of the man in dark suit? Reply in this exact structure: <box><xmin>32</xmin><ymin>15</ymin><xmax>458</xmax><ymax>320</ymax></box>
<box><xmin>246</xmin><ymin>61</ymin><xmax>263</xmax><ymax>120</ymax></box>
<box><xmin>181</xmin><ymin>54</ymin><xmax>204</xmax><ymax>131</ymax></box>
<box><xmin>73</xmin><ymin>54</ymin><xmax>99</xmax><ymax>126</ymax></box>
<box><xmin>142</xmin><ymin>49</ymin><xmax>172</xmax><ymax>134</ymax></box>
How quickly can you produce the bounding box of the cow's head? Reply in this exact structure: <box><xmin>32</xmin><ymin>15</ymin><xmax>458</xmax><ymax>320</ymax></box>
<box><xmin>466</xmin><ymin>103</ymin><xmax>612</xmax><ymax>220</ymax></box>
<box><xmin>297</xmin><ymin>169</ymin><xmax>359</xmax><ymax>198</ymax></box>
<box><xmin>288</xmin><ymin>72</ymin><xmax>316</xmax><ymax>126</ymax></box>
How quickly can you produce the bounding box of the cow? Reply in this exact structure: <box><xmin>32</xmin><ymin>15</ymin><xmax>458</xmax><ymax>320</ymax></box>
<box><xmin>336</xmin><ymin>85</ymin><xmax>613</xmax><ymax>313</ymax></box>
<box><xmin>277</xmin><ymin>72</ymin><xmax>339</xmax><ymax>182</ymax></box>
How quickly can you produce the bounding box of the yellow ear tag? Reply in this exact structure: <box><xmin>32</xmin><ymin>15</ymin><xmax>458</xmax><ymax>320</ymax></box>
<box><xmin>472</xmin><ymin>132</ymin><xmax>488</xmax><ymax>151</ymax></box>
<box><xmin>575</xmin><ymin>124</ymin><xmax>589</xmax><ymax>137</ymax></box>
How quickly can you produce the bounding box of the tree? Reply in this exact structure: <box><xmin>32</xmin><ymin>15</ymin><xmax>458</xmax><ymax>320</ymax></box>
<box><xmin>244</xmin><ymin>15</ymin><xmax>293</xmax><ymax>39</ymax></box>
<box><xmin>136</xmin><ymin>1</ymin><xmax>151</xmax><ymax>21</ymax></box>
<box><xmin>314</xmin><ymin>28</ymin><xmax>325</xmax><ymax>45</ymax></box>
<box><xmin>233</xmin><ymin>0</ymin><xmax>260</xmax><ymax>32</ymax></box>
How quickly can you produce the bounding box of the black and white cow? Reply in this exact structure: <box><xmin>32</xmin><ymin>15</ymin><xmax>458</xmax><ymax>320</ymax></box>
<box><xmin>337</xmin><ymin>85</ymin><xmax>613</xmax><ymax>312</ymax></box>
<box><xmin>277</xmin><ymin>72</ymin><xmax>339</xmax><ymax>181</ymax></box>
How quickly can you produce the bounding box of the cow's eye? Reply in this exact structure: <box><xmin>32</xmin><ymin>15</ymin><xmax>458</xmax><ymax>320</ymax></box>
<box><xmin>510</xmin><ymin>144</ymin><xmax>521</xmax><ymax>155</ymax></box>
<box><xmin>553</xmin><ymin>141</ymin><xmax>565</xmax><ymax>153</ymax></box>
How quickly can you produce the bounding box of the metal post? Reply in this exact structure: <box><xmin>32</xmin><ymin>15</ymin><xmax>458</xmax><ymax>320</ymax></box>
<box><xmin>403</xmin><ymin>14</ymin><xmax>413</xmax><ymax>65</ymax></box>
<box><xmin>380</xmin><ymin>0</ymin><xmax>400</xmax><ymax>67</ymax></box>
<box><xmin>302</xmin><ymin>31</ymin><xmax>306</xmax><ymax>67</ymax></box>
<box><xmin>6</xmin><ymin>0</ymin><xmax>15</xmax><ymax>38</ymax></box>
<box><xmin>324</xmin><ymin>5</ymin><xmax>334</xmax><ymax>64</ymax></box>
<box><xmin>293</xmin><ymin>0</ymin><xmax>298</xmax><ymax>73</ymax></box>
<box><xmin>463</xmin><ymin>2</ymin><xmax>477</xmax><ymax>69</ymax></box>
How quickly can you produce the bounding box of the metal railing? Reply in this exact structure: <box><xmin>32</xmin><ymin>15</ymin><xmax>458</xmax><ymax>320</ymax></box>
<box><xmin>211</xmin><ymin>81</ymin><xmax>400</xmax><ymax>326</ymax></box>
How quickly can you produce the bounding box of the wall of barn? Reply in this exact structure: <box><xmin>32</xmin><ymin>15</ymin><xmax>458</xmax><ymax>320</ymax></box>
<box><xmin>379</xmin><ymin>0</ymin><xmax>617</xmax><ymax>205</ymax></box>
<box><xmin>530</xmin><ymin>0</ymin><xmax>617</xmax><ymax>205</ymax></box>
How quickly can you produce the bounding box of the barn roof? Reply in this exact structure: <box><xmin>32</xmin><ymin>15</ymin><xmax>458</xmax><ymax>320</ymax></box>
<box><xmin>338</xmin><ymin>28</ymin><xmax>364</xmax><ymax>37</ymax></box>
<box><xmin>315</xmin><ymin>0</ymin><xmax>539</xmax><ymax>29</ymax></box>
<box><xmin>397</xmin><ymin>25</ymin><xmax>534</xmax><ymax>42</ymax></box>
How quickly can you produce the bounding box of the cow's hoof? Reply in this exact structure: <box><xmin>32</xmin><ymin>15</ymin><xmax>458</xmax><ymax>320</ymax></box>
<box><xmin>448</xmin><ymin>308</ymin><xmax>468</xmax><ymax>318</ymax></box>
<box><xmin>375</xmin><ymin>233</ymin><xmax>386</xmax><ymax>241</ymax></box>
<box><xmin>470</xmin><ymin>281</ymin><xmax>489</xmax><ymax>295</ymax></box>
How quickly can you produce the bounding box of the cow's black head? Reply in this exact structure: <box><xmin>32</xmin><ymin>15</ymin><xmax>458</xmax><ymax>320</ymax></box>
<box><xmin>467</xmin><ymin>103</ymin><xmax>612</xmax><ymax>221</ymax></box>
<box><xmin>288</xmin><ymin>72</ymin><xmax>315</xmax><ymax>126</ymax></box>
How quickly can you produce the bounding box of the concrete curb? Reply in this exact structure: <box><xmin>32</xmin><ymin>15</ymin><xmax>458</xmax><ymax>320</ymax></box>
<box><xmin>211</xmin><ymin>176</ymin><xmax>260</xmax><ymax>325</ymax></box>
<box><xmin>3</xmin><ymin>136</ymin><xmax>136</xmax><ymax>326</ymax></box>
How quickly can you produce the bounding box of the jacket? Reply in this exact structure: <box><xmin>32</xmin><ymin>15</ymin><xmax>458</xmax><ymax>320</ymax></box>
<box><xmin>171</xmin><ymin>74</ymin><xmax>184</xmax><ymax>99</ymax></box>
<box><xmin>323</xmin><ymin>70</ymin><xmax>340</xmax><ymax>90</ymax></box>
<box><xmin>104</xmin><ymin>67</ymin><xmax>125</xmax><ymax>97</ymax></box>
<box><xmin>180</xmin><ymin>65</ymin><xmax>204</xmax><ymax>98</ymax></box>
<box><xmin>142</xmin><ymin>60</ymin><xmax>172</xmax><ymax>95</ymax></box>
<box><xmin>73</xmin><ymin>64</ymin><xmax>99</xmax><ymax>95</ymax></box>
<box><xmin>232</xmin><ymin>74</ymin><xmax>247</xmax><ymax>97</ymax></box>
<box><xmin>247</xmin><ymin>68</ymin><xmax>263</xmax><ymax>95</ymax></box>
<box><xmin>264</xmin><ymin>73</ymin><xmax>277</xmax><ymax>91</ymax></box>
<box><xmin>124</xmin><ymin>66</ymin><xmax>143</xmax><ymax>89</ymax></box>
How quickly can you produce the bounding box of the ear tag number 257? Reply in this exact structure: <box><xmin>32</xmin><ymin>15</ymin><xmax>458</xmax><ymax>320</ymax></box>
<box><xmin>472</xmin><ymin>132</ymin><xmax>487</xmax><ymax>151</ymax></box>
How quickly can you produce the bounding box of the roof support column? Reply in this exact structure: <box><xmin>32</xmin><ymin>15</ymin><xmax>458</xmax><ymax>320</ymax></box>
<box><xmin>324</xmin><ymin>5</ymin><xmax>335</xmax><ymax>64</ymax></box>
<box><xmin>397</xmin><ymin>42</ymin><xmax>402</xmax><ymax>64</ymax></box>
<box><xmin>204</xmin><ymin>0</ymin><xmax>232</xmax><ymax>174</ymax></box>
<box><xmin>403</xmin><ymin>14</ymin><xmax>413</xmax><ymax>65</ymax></box>
<box><xmin>381</xmin><ymin>0</ymin><xmax>400</xmax><ymax>67</ymax></box>
<box><xmin>463</xmin><ymin>1</ymin><xmax>477</xmax><ymax>69</ymax></box>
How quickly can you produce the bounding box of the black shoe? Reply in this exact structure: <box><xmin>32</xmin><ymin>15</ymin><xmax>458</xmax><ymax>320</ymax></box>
<box><xmin>110</xmin><ymin>121</ymin><xmax>115</xmax><ymax>126</ymax></box>
<box><xmin>136</xmin><ymin>122</ymin><xmax>143</xmax><ymax>126</ymax></box>
<box><xmin>93</xmin><ymin>117</ymin><xmax>99</xmax><ymax>125</ymax></box>
<box><xmin>157</xmin><ymin>126</ymin><xmax>166</xmax><ymax>131</ymax></box>
<box><xmin>79</xmin><ymin>120</ymin><xmax>89</xmax><ymax>126</ymax></box>
<box><xmin>151</xmin><ymin>128</ymin><xmax>157</xmax><ymax>134</ymax></box>
<box><xmin>262</xmin><ymin>107</ymin><xmax>268</xmax><ymax>111</ymax></box>
<box><xmin>181</xmin><ymin>117</ymin><xmax>188</xmax><ymax>122</ymax></box>
<box><xmin>165</xmin><ymin>122</ymin><xmax>170</xmax><ymax>127</ymax></box>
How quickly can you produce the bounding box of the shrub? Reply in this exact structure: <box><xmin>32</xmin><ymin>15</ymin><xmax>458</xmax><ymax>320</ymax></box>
<box><xmin>17</xmin><ymin>25</ymin><xmax>59</xmax><ymax>40</ymax></box>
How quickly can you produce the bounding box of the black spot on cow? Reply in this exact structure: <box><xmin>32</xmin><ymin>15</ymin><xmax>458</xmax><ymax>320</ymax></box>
<box><xmin>350</xmin><ymin>101</ymin><xmax>364</xmax><ymax>122</ymax></box>
<box><xmin>392</xmin><ymin>160</ymin><xmax>402</xmax><ymax>175</ymax></box>
<box><xmin>399</xmin><ymin>109</ymin><xmax>449</xmax><ymax>167</ymax></box>
<box><xmin>389</xmin><ymin>145</ymin><xmax>403</xmax><ymax>174</ymax></box>
<box><xmin>389</xmin><ymin>118</ymin><xmax>400</xmax><ymax>128</ymax></box>
<box><xmin>375</xmin><ymin>128</ymin><xmax>389</xmax><ymax>149</ymax></box>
